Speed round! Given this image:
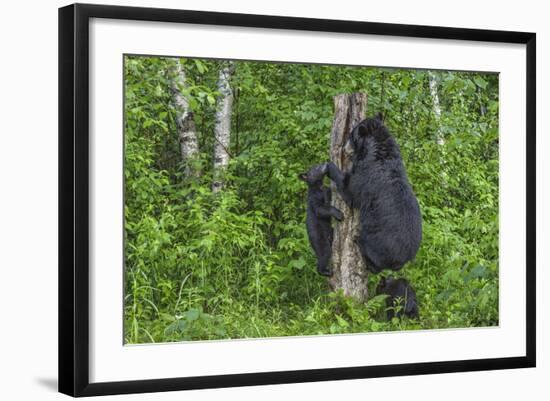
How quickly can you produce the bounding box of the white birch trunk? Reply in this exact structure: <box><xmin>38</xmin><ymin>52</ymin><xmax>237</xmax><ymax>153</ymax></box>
<box><xmin>329</xmin><ymin>93</ymin><xmax>369</xmax><ymax>302</ymax></box>
<box><xmin>212</xmin><ymin>62</ymin><xmax>235</xmax><ymax>192</ymax></box>
<box><xmin>428</xmin><ymin>71</ymin><xmax>444</xmax><ymax>145</ymax></box>
<box><xmin>169</xmin><ymin>59</ymin><xmax>199</xmax><ymax>175</ymax></box>
<box><xmin>428</xmin><ymin>71</ymin><xmax>449</xmax><ymax>188</ymax></box>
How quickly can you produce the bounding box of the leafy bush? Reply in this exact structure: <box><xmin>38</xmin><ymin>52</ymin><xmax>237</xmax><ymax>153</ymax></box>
<box><xmin>124</xmin><ymin>56</ymin><xmax>499</xmax><ymax>343</ymax></box>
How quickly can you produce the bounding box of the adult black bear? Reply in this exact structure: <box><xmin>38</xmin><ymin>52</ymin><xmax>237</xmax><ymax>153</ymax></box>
<box><xmin>327</xmin><ymin>113</ymin><xmax>422</xmax><ymax>274</ymax></box>
<box><xmin>299</xmin><ymin>163</ymin><xmax>344</xmax><ymax>277</ymax></box>
<box><xmin>376</xmin><ymin>276</ymin><xmax>419</xmax><ymax>319</ymax></box>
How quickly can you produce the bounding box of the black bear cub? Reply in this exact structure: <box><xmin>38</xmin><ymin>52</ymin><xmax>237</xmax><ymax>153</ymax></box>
<box><xmin>327</xmin><ymin>113</ymin><xmax>422</xmax><ymax>274</ymax></box>
<box><xmin>299</xmin><ymin>163</ymin><xmax>344</xmax><ymax>277</ymax></box>
<box><xmin>376</xmin><ymin>276</ymin><xmax>419</xmax><ymax>320</ymax></box>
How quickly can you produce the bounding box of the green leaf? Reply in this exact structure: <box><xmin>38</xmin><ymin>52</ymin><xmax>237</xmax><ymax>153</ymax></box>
<box><xmin>289</xmin><ymin>257</ymin><xmax>306</xmax><ymax>270</ymax></box>
<box><xmin>473</xmin><ymin>76</ymin><xmax>488</xmax><ymax>89</ymax></box>
<box><xmin>164</xmin><ymin>319</ymin><xmax>186</xmax><ymax>335</ymax></box>
<box><xmin>185</xmin><ymin>308</ymin><xmax>200</xmax><ymax>322</ymax></box>
<box><xmin>160</xmin><ymin>312</ymin><xmax>175</xmax><ymax>322</ymax></box>
<box><xmin>194</xmin><ymin>59</ymin><xmax>206</xmax><ymax>74</ymax></box>
<box><xmin>336</xmin><ymin>315</ymin><xmax>349</xmax><ymax>328</ymax></box>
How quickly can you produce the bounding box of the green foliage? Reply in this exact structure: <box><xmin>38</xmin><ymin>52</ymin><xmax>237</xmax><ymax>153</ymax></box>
<box><xmin>124</xmin><ymin>56</ymin><xmax>499</xmax><ymax>343</ymax></box>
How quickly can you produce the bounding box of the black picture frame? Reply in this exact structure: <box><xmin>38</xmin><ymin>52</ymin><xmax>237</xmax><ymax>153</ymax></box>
<box><xmin>59</xmin><ymin>3</ymin><xmax>536</xmax><ymax>397</ymax></box>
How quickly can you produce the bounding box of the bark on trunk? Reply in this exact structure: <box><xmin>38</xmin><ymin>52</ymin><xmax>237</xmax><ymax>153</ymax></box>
<box><xmin>212</xmin><ymin>62</ymin><xmax>235</xmax><ymax>192</ymax></box>
<box><xmin>328</xmin><ymin>93</ymin><xmax>369</xmax><ymax>302</ymax></box>
<box><xmin>428</xmin><ymin>71</ymin><xmax>448</xmax><ymax>188</ymax></box>
<box><xmin>428</xmin><ymin>71</ymin><xmax>444</xmax><ymax>145</ymax></box>
<box><xmin>169</xmin><ymin>59</ymin><xmax>199</xmax><ymax>176</ymax></box>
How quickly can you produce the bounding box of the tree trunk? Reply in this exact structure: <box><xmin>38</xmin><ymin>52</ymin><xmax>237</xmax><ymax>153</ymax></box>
<box><xmin>428</xmin><ymin>71</ymin><xmax>444</xmax><ymax>145</ymax></box>
<box><xmin>428</xmin><ymin>71</ymin><xmax>449</xmax><ymax>189</ymax></box>
<box><xmin>212</xmin><ymin>62</ymin><xmax>235</xmax><ymax>192</ymax></box>
<box><xmin>169</xmin><ymin>59</ymin><xmax>199</xmax><ymax>176</ymax></box>
<box><xmin>328</xmin><ymin>93</ymin><xmax>369</xmax><ymax>302</ymax></box>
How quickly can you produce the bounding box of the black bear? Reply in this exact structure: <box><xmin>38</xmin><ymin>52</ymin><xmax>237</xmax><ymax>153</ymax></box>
<box><xmin>327</xmin><ymin>113</ymin><xmax>422</xmax><ymax>274</ymax></box>
<box><xmin>299</xmin><ymin>163</ymin><xmax>344</xmax><ymax>277</ymax></box>
<box><xmin>376</xmin><ymin>276</ymin><xmax>419</xmax><ymax>319</ymax></box>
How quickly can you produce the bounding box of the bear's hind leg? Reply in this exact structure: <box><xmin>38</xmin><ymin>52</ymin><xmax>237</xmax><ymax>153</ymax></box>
<box><xmin>315</xmin><ymin>238</ymin><xmax>333</xmax><ymax>277</ymax></box>
<box><xmin>355</xmin><ymin>230</ymin><xmax>384</xmax><ymax>274</ymax></box>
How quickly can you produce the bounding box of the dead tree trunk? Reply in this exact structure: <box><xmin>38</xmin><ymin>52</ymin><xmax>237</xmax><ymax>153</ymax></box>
<box><xmin>328</xmin><ymin>93</ymin><xmax>369</xmax><ymax>302</ymax></box>
<box><xmin>212</xmin><ymin>61</ymin><xmax>235</xmax><ymax>192</ymax></box>
<box><xmin>168</xmin><ymin>59</ymin><xmax>199</xmax><ymax>176</ymax></box>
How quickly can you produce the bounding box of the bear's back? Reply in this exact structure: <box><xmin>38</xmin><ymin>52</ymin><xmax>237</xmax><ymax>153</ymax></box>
<box><xmin>352</xmin><ymin>130</ymin><xmax>422</xmax><ymax>268</ymax></box>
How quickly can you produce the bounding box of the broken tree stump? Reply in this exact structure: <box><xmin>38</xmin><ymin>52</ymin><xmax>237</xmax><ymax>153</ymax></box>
<box><xmin>328</xmin><ymin>93</ymin><xmax>369</xmax><ymax>302</ymax></box>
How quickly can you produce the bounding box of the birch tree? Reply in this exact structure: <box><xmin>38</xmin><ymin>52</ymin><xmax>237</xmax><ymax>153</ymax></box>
<box><xmin>428</xmin><ymin>71</ymin><xmax>444</xmax><ymax>145</ymax></box>
<box><xmin>212</xmin><ymin>61</ymin><xmax>235</xmax><ymax>192</ymax></box>
<box><xmin>328</xmin><ymin>93</ymin><xmax>370</xmax><ymax>302</ymax></box>
<box><xmin>168</xmin><ymin>59</ymin><xmax>199</xmax><ymax>176</ymax></box>
<box><xmin>428</xmin><ymin>71</ymin><xmax>449</xmax><ymax>190</ymax></box>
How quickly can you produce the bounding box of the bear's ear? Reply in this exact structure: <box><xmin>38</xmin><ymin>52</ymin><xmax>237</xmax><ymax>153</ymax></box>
<box><xmin>375</xmin><ymin>112</ymin><xmax>384</xmax><ymax>122</ymax></box>
<box><xmin>298</xmin><ymin>173</ymin><xmax>308</xmax><ymax>181</ymax></box>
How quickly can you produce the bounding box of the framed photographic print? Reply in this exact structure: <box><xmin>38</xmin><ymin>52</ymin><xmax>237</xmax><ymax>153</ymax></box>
<box><xmin>58</xmin><ymin>3</ymin><xmax>536</xmax><ymax>397</ymax></box>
